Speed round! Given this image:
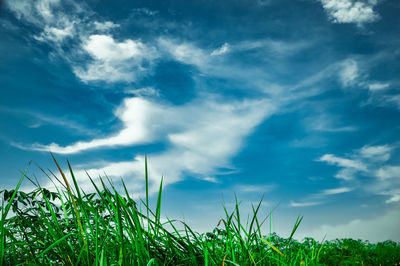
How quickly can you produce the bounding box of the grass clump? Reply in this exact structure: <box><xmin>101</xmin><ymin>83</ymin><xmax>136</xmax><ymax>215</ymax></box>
<box><xmin>0</xmin><ymin>155</ymin><xmax>399</xmax><ymax>265</ymax></box>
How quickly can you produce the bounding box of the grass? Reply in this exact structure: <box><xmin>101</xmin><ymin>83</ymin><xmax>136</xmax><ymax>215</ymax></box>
<box><xmin>0</xmin><ymin>155</ymin><xmax>399</xmax><ymax>265</ymax></box>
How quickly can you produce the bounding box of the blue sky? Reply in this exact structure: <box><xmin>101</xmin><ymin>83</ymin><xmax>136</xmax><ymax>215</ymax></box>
<box><xmin>1</xmin><ymin>0</ymin><xmax>400</xmax><ymax>242</ymax></box>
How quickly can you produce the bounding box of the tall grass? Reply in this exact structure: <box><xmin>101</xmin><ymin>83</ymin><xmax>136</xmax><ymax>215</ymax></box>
<box><xmin>0</xmin><ymin>156</ymin><xmax>399</xmax><ymax>265</ymax></box>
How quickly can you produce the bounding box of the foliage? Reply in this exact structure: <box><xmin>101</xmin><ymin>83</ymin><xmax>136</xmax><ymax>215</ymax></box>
<box><xmin>0</xmin><ymin>156</ymin><xmax>399</xmax><ymax>265</ymax></box>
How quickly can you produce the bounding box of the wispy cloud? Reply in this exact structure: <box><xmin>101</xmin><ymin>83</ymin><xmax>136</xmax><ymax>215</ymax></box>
<box><xmin>29</xmin><ymin>96</ymin><xmax>276</xmax><ymax>194</ymax></box>
<box><xmin>93</xmin><ymin>21</ymin><xmax>119</xmax><ymax>31</ymax></box>
<box><xmin>234</xmin><ymin>184</ymin><xmax>276</xmax><ymax>194</ymax></box>
<box><xmin>0</xmin><ymin>105</ymin><xmax>94</xmax><ymax>135</ymax></box>
<box><xmin>35</xmin><ymin>22</ymin><xmax>75</xmax><ymax>43</ymax></box>
<box><xmin>320</xmin><ymin>186</ymin><xmax>353</xmax><ymax>195</ymax></box>
<box><xmin>375</xmin><ymin>166</ymin><xmax>400</xmax><ymax>180</ymax></box>
<box><xmin>26</xmin><ymin>97</ymin><xmax>164</xmax><ymax>153</ymax></box>
<box><xmin>319</xmin><ymin>0</ymin><xmax>380</xmax><ymax>26</ymax></box>
<box><xmin>360</xmin><ymin>144</ymin><xmax>392</xmax><ymax>161</ymax></box>
<box><xmin>211</xmin><ymin>43</ymin><xmax>230</xmax><ymax>56</ymax></box>
<box><xmin>158</xmin><ymin>38</ymin><xmax>209</xmax><ymax>69</ymax></box>
<box><xmin>289</xmin><ymin>201</ymin><xmax>323</xmax><ymax>207</ymax></box>
<box><xmin>6</xmin><ymin>0</ymin><xmax>61</xmax><ymax>25</ymax></box>
<box><xmin>74</xmin><ymin>34</ymin><xmax>158</xmax><ymax>83</ymax></box>
<box><xmin>290</xmin><ymin>186</ymin><xmax>353</xmax><ymax>208</ymax></box>
<box><xmin>318</xmin><ymin>144</ymin><xmax>400</xmax><ymax>203</ymax></box>
<box><xmin>339</xmin><ymin>59</ymin><xmax>358</xmax><ymax>87</ymax></box>
<box><xmin>6</xmin><ymin>0</ymin><xmax>157</xmax><ymax>84</ymax></box>
<box><xmin>318</xmin><ymin>154</ymin><xmax>367</xmax><ymax>172</ymax></box>
<box><xmin>304</xmin><ymin>113</ymin><xmax>357</xmax><ymax>133</ymax></box>
<box><xmin>368</xmin><ymin>82</ymin><xmax>389</xmax><ymax>91</ymax></box>
<box><xmin>6</xmin><ymin>0</ymin><xmax>84</xmax><ymax>46</ymax></box>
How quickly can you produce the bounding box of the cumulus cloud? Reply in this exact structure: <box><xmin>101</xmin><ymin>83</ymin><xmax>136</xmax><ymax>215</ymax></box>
<box><xmin>319</xmin><ymin>0</ymin><xmax>380</xmax><ymax>26</ymax></box>
<box><xmin>74</xmin><ymin>35</ymin><xmax>158</xmax><ymax>83</ymax></box>
<box><xmin>7</xmin><ymin>0</ymin><xmax>154</xmax><ymax>83</ymax></box>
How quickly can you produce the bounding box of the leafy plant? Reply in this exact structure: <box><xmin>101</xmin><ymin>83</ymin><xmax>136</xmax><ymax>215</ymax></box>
<box><xmin>0</xmin><ymin>156</ymin><xmax>399</xmax><ymax>265</ymax></box>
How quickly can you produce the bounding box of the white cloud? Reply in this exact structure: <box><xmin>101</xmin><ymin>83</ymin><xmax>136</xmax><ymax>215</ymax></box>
<box><xmin>74</xmin><ymin>35</ymin><xmax>158</xmax><ymax>83</ymax></box>
<box><xmin>93</xmin><ymin>21</ymin><xmax>119</xmax><ymax>31</ymax></box>
<box><xmin>318</xmin><ymin>144</ymin><xmax>400</xmax><ymax>203</ymax></box>
<box><xmin>29</xmin><ymin>97</ymin><xmax>163</xmax><ymax>153</ymax></box>
<box><xmin>126</xmin><ymin>87</ymin><xmax>160</xmax><ymax>97</ymax></box>
<box><xmin>289</xmin><ymin>201</ymin><xmax>323</xmax><ymax>207</ymax></box>
<box><xmin>318</xmin><ymin>154</ymin><xmax>367</xmax><ymax>171</ymax></box>
<box><xmin>368</xmin><ymin>82</ymin><xmax>389</xmax><ymax>91</ymax></box>
<box><xmin>383</xmin><ymin>94</ymin><xmax>400</xmax><ymax>110</ymax></box>
<box><xmin>305</xmin><ymin>114</ymin><xmax>357</xmax><ymax>133</ymax></box>
<box><xmin>335</xmin><ymin>168</ymin><xmax>357</xmax><ymax>180</ymax></box>
<box><xmin>84</xmin><ymin>35</ymin><xmax>145</xmax><ymax>61</ymax></box>
<box><xmin>386</xmin><ymin>194</ymin><xmax>400</xmax><ymax>203</ymax></box>
<box><xmin>319</xmin><ymin>0</ymin><xmax>380</xmax><ymax>26</ymax></box>
<box><xmin>7</xmin><ymin>0</ymin><xmax>150</xmax><ymax>83</ymax></box>
<box><xmin>360</xmin><ymin>144</ymin><xmax>391</xmax><ymax>161</ymax></box>
<box><xmin>7</xmin><ymin>0</ymin><xmax>61</xmax><ymax>25</ymax></box>
<box><xmin>158</xmin><ymin>38</ymin><xmax>208</xmax><ymax>68</ymax></box>
<box><xmin>234</xmin><ymin>184</ymin><xmax>275</xmax><ymax>193</ymax></box>
<box><xmin>7</xmin><ymin>0</ymin><xmax>78</xmax><ymax>45</ymax></box>
<box><xmin>211</xmin><ymin>43</ymin><xmax>230</xmax><ymax>56</ymax></box>
<box><xmin>31</xmin><ymin>96</ymin><xmax>275</xmax><ymax>195</ymax></box>
<box><xmin>339</xmin><ymin>59</ymin><xmax>358</xmax><ymax>87</ymax></box>
<box><xmin>375</xmin><ymin>166</ymin><xmax>400</xmax><ymax>180</ymax></box>
<box><xmin>321</xmin><ymin>186</ymin><xmax>352</xmax><ymax>195</ymax></box>
<box><xmin>35</xmin><ymin>23</ymin><xmax>75</xmax><ymax>43</ymax></box>
<box><xmin>203</xmin><ymin>177</ymin><xmax>220</xmax><ymax>183</ymax></box>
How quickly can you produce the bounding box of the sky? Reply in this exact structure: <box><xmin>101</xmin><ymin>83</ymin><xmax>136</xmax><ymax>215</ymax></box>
<box><xmin>0</xmin><ymin>0</ymin><xmax>399</xmax><ymax>242</ymax></box>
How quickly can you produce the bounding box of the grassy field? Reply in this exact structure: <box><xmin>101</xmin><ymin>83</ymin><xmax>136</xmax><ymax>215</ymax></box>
<box><xmin>1</xmin><ymin>155</ymin><xmax>399</xmax><ymax>265</ymax></box>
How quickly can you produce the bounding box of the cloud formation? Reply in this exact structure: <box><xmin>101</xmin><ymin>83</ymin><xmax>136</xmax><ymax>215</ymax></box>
<box><xmin>319</xmin><ymin>0</ymin><xmax>380</xmax><ymax>26</ymax></box>
<box><xmin>289</xmin><ymin>201</ymin><xmax>323</xmax><ymax>207</ymax></box>
<box><xmin>321</xmin><ymin>186</ymin><xmax>353</xmax><ymax>195</ymax></box>
<box><xmin>74</xmin><ymin>35</ymin><xmax>158</xmax><ymax>83</ymax></box>
<box><xmin>318</xmin><ymin>144</ymin><xmax>400</xmax><ymax>203</ymax></box>
<box><xmin>318</xmin><ymin>154</ymin><xmax>367</xmax><ymax>173</ymax></box>
<box><xmin>31</xmin><ymin>96</ymin><xmax>275</xmax><ymax>194</ymax></box>
<box><xmin>339</xmin><ymin>59</ymin><xmax>358</xmax><ymax>87</ymax></box>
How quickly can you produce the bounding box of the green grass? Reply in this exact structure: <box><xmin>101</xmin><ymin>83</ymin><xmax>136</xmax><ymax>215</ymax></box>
<box><xmin>0</xmin><ymin>156</ymin><xmax>399</xmax><ymax>265</ymax></box>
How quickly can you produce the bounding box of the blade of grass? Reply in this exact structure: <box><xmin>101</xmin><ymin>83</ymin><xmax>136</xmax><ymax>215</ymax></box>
<box><xmin>36</xmin><ymin>232</ymin><xmax>74</xmax><ymax>259</ymax></box>
<box><xmin>155</xmin><ymin>176</ymin><xmax>163</xmax><ymax>238</ymax></box>
<box><xmin>0</xmin><ymin>162</ymin><xmax>30</xmax><ymax>266</ymax></box>
<box><xmin>287</xmin><ymin>216</ymin><xmax>303</xmax><ymax>244</ymax></box>
<box><xmin>260</xmin><ymin>238</ymin><xmax>285</xmax><ymax>257</ymax></box>
<box><xmin>51</xmin><ymin>153</ymin><xmax>86</xmax><ymax>250</ymax></box>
